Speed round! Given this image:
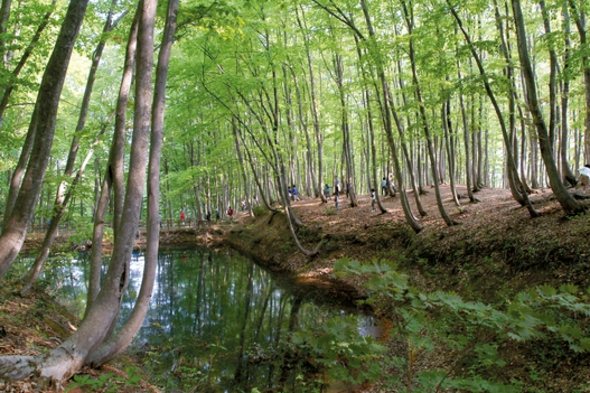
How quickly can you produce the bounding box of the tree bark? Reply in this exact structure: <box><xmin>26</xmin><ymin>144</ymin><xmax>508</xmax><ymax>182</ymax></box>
<box><xmin>88</xmin><ymin>0</ymin><xmax>178</xmax><ymax>367</ymax></box>
<box><xmin>33</xmin><ymin>0</ymin><xmax>157</xmax><ymax>383</ymax></box>
<box><xmin>0</xmin><ymin>0</ymin><xmax>90</xmax><ymax>278</ymax></box>
<box><xmin>568</xmin><ymin>0</ymin><xmax>590</xmax><ymax>164</ymax></box>
<box><xmin>560</xmin><ymin>3</ymin><xmax>577</xmax><ymax>186</ymax></box>
<box><xmin>451</xmin><ymin>0</ymin><xmax>539</xmax><ymax>217</ymax></box>
<box><xmin>20</xmin><ymin>0</ymin><xmax>121</xmax><ymax>296</ymax></box>
<box><xmin>512</xmin><ymin>0</ymin><xmax>584</xmax><ymax>215</ymax></box>
<box><xmin>87</xmin><ymin>8</ymin><xmax>139</xmax><ymax>311</ymax></box>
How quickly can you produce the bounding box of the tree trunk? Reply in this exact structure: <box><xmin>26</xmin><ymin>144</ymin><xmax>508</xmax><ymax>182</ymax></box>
<box><xmin>0</xmin><ymin>0</ymin><xmax>90</xmax><ymax>278</ymax></box>
<box><xmin>87</xmin><ymin>8</ymin><xmax>139</xmax><ymax>311</ymax></box>
<box><xmin>33</xmin><ymin>0</ymin><xmax>157</xmax><ymax>383</ymax></box>
<box><xmin>400</xmin><ymin>0</ymin><xmax>457</xmax><ymax>227</ymax></box>
<box><xmin>451</xmin><ymin>0</ymin><xmax>539</xmax><ymax>217</ymax></box>
<box><xmin>512</xmin><ymin>0</ymin><xmax>584</xmax><ymax>215</ymax></box>
<box><xmin>296</xmin><ymin>6</ymin><xmax>326</xmax><ymax>202</ymax></box>
<box><xmin>87</xmin><ymin>0</ymin><xmax>177</xmax><ymax>367</ymax></box>
<box><xmin>560</xmin><ymin>3</ymin><xmax>577</xmax><ymax>186</ymax></box>
<box><xmin>356</xmin><ymin>0</ymin><xmax>423</xmax><ymax>232</ymax></box>
<box><xmin>20</xmin><ymin>0</ymin><xmax>121</xmax><ymax>295</ymax></box>
<box><xmin>569</xmin><ymin>1</ymin><xmax>590</xmax><ymax>164</ymax></box>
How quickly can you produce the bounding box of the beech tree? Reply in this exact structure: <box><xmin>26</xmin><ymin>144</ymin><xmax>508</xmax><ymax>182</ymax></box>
<box><xmin>0</xmin><ymin>0</ymin><xmax>90</xmax><ymax>277</ymax></box>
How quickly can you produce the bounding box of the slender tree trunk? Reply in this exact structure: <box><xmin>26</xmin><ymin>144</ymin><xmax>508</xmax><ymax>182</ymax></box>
<box><xmin>29</xmin><ymin>0</ymin><xmax>157</xmax><ymax>384</ymax></box>
<box><xmin>450</xmin><ymin>0</ymin><xmax>539</xmax><ymax>217</ymax></box>
<box><xmin>21</xmin><ymin>113</ymin><xmax>114</xmax><ymax>295</ymax></box>
<box><xmin>356</xmin><ymin>0</ymin><xmax>423</xmax><ymax>232</ymax></box>
<box><xmin>333</xmin><ymin>53</ymin><xmax>358</xmax><ymax>207</ymax></box>
<box><xmin>0</xmin><ymin>0</ymin><xmax>12</xmax><ymax>65</ymax></box>
<box><xmin>87</xmin><ymin>9</ymin><xmax>139</xmax><ymax>311</ymax></box>
<box><xmin>560</xmin><ymin>3</ymin><xmax>577</xmax><ymax>186</ymax></box>
<box><xmin>88</xmin><ymin>0</ymin><xmax>178</xmax><ymax>367</ymax></box>
<box><xmin>442</xmin><ymin>101</ymin><xmax>461</xmax><ymax>207</ymax></box>
<box><xmin>512</xmin><ymin>0</ymin><xmax>584</xmax><ymax>214</ymax></box>
<box><xmin>0</xmin><ymin>0</ymin><xmax>90</xmax><ymax>278</ymax></box>
<box><xmin>232</xmin><ymin>119</ymin><xmax>253</xmax><ymax>218</ymax></box>
<box><xmin>400</xmin><ymin>0</ymin><xmax>457</xmax><ymax>226</ymax></box>
<box><xmin>569</xmin><ymin>1</ymin><xmax>590</xmax><ymax>164</ymax></box>
<box><xmin>296</xmin><ymin>6</ymin><xmax>326</xmax><ymax>202</ymax></box>
<box><xmin>458</xmin><ymin>82</ymin><xmax>476</xmax><ymax>202</ymax></box>
<box><xmin>20</xmin><ymin>0</ymin><xmax>121</xmax><ymax>295</ymax></box>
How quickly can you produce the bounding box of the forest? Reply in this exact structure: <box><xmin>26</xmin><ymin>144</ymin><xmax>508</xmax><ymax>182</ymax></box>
<box><xmin>0</xmin><ymin>0</ymin><xmax>589</xmax><ymax>390</ymax></box>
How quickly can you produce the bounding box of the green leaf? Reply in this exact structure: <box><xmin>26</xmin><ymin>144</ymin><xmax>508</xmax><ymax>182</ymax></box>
<box><xmin>560</xmin><ymin>283</ymin><xmax>579</xmax><ymax>295</ymax></box>
<box><xmin>538</xmin><ymin>284</ymin><xmax>557</xmax><ymax>297</ymax></box>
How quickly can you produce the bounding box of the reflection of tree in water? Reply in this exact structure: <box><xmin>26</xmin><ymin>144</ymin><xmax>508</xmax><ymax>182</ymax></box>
<box><xmin>117</xmin><ymin>248</ymin><xmax>369</xmax><ymax>391</ymax></box>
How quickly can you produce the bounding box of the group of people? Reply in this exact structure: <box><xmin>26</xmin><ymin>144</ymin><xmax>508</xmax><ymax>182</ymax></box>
<box><xmin>165</xmin><ymin>165</ymin><xmax>590</xmax><ymax>228</ymax></box>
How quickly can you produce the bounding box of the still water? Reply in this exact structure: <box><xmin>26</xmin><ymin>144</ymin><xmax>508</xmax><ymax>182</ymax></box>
<box><xmin>49</xmin><ymin>247</ymin><xmax>377</xmax><ymax>391</ymax></box>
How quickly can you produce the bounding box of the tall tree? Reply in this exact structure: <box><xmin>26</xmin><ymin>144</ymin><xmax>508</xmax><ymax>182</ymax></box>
<box><xmin>0</xmin><ymin>0</ymin><xmax>90</xmax><ymax>278</ymax></box>
<box><xmin>20</xmin><ymin>0</ymin><xmax>125</xmax><ymax>296</ymax></box>
<box><xmin>511</xmin><ymin>0</ymin><xmax>584</xmax><ymax>215</ymax></box>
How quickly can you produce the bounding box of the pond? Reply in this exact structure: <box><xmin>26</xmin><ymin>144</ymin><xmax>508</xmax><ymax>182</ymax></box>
<box><xmin>47</xmin><ymin>247</ymin><xmax>378</xmax><ymax>392</ymax></box>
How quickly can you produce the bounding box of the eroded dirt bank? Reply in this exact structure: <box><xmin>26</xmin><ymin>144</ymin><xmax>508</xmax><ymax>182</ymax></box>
<box><xmin>221</xmin><ymin>187</ymin><xmax>590</xmax><ymax>303</ymax></box>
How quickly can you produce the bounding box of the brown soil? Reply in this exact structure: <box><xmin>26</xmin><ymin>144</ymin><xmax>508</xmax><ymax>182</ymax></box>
<box><xmin>4</xmin><ymin>185</ymin><xmax>590</xmax><ymax>392</ymax></box>
<box><xmin>228</xmin><ymin>185</ymin><xmax>590</xmax><ymax>298</ymax></box>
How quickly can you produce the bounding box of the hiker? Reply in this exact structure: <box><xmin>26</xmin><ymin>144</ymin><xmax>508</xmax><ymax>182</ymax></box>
<box><xmin>180</xmin><ymin>210</ymin><xmax>185</xmax><ymax>226</ymax></box>
<box><xmin>241</xmin><ymin>199</ymin><xmax>246</xmax><ymax>212</ymax></box>
<box><xmin>371</xmin><ymin>188</ymin><xmax>376</xmax><ymax>212</ymax></box>
<box><xmin>292</xmin><ymin>185</ymin><xmax>299</xmax><ymax>202</ymax></box>
<box><xmin>381</xmin><ymin>177</ymin><xmax>387</xmax><ymax>195</ymax></box>
<box><xmin>334</xmin><ymin>176</ymin><xmax>340</xmax><ymax>196</ymax></box>
<box><xmin>288</xmin><ymin>186</ymin><xmax>292</xmax><ymax>200</ymax></box>
<box><xmin>227</xmin><ymin>206</ymin><xmax>234</xmax><ymax>219</ymax></box>
<box><xmin>215</xmin><ymin>210</ymin><xmax>220</xmax><ymax>221</ymax></box>
<box><xmin>576</xmin><ymin>164</ymin><xmax>590</xmax><ymax>194</ymax></box>
<box><xmin>323</xmin><ymin>184</ymin><xmax>332</xmax><ymax>200</ymax></box>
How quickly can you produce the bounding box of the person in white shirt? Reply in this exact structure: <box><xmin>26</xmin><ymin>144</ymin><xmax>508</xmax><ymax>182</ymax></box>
<box><xmin>576</xmin><ymin>164</ymin><xmax>590</xmax><ymax>194</ymax></box>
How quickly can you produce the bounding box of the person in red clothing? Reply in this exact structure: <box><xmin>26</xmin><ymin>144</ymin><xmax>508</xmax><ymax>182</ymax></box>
<box><xmin>227</xmin><ymin>206</ymin><xmax>234</xmax><ymax>219</ymax></box>
<box><xmin>180</xmin><ymin>210</ymin><xmax>185</xmax><ymax>226</ymax></box>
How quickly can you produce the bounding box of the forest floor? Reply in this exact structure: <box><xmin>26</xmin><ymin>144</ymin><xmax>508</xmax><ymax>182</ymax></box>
<box><xmin>3</xmin><ymin>184</ymin><xmax>590</xmax><ymax>392</ymax></box>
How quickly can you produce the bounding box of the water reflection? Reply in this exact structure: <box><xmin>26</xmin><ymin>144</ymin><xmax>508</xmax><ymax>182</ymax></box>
<box><xmin>42</xmin><ymin>248</ymin><xmax>377</xmax><ymax>391</ymax></box>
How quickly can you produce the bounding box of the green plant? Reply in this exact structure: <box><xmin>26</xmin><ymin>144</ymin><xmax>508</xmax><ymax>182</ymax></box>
<box><xmin>65</xmin><ymin>373</ymin><xmax>112</xmax><ymax>392</ymax></box>
<box><xmin>290</xmin><ymin>314</ymin><xmax>386</xmax><ymax>388</ymax></box>
<box><xmin>334</xmin><ymin>258</ymin><xmax>590</xmax><ymax>392</ymax></box>
<box><xmin>65</xmin><ymin>367</ymin><xmax>140</xmax><ymax>392</ymax></box>
<box><xmin>252</xmin><ymin>205</ymin><xmax>267</xmax><ymax>216</ymax></box>
<box><xmin>323</xmin><ymin>207</ymin><xmax>337</xmax><ymax>216</ymax></box>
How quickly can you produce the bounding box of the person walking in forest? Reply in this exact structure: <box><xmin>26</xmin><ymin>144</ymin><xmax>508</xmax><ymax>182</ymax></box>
<box><xmin>334</xmin><ymin>176</ymin><xmax>340</xmax><ymax>196</ymax></box>
<box><xmin>215</xmin><ymin>210</ymin><xmax>220</xmax><ymax>221</ymax></box>
<box><xmin>292</xmin><ymin>184</ymin><xmax>299</xmax><ymax>202</ymax></box>
<box><xmin>576</xmin><ymin>164</ymin><xmax>590</xmax><ymax>194</ymax></box>
<box><xmin>324</xmin><ymin>184</ymin><xmax>332</xmax><ymax>200</ymax></box>
<box><xmin>371</xmin><ymin>188</ymin><xmax>376</xmax><ymax>212</ymax></box>
<box><xmin>381</xmin><ymin>177</ymin><xmax>387</xmax><ymax>195</ymax></box>
<box><xmin>180</xmin><ymin>210</ymin><xmax>185</xmax><ymax>226</ymax></box>
<box><xmin>227</xmin><ymin>206</ymin><xmax>234</xmax><ymax>220</ymax></box>
<box><xmin>241</xmin><ymin>199</ymin><xmax>246</xmax><ymax>213</ymax></box>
